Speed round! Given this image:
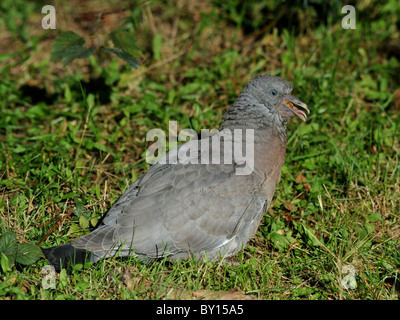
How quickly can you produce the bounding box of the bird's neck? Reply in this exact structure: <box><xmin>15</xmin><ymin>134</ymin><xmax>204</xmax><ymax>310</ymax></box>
<box><xmin>220</xmin><ymin>95</ymin><xmax>288</xmax><ymax>142</ymax></box>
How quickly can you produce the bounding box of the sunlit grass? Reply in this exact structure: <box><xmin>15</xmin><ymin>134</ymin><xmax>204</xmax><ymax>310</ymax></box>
<box><xmin>0</xmin><ymin>0</ymin><xmax>399</xmax><ymax>299</ymax></box>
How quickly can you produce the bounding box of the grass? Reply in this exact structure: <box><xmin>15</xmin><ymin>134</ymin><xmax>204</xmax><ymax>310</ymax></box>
<box><xmin>0</xmin><ymin>0</ymin><xmax>399</xmax><ymax>300</ymax></box>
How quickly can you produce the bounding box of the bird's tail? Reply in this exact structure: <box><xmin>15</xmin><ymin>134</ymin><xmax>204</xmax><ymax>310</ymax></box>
<box><xmin>41</xmin><ymin>243</ymin><xmax>93</xmax><ymax>272</ymax></box>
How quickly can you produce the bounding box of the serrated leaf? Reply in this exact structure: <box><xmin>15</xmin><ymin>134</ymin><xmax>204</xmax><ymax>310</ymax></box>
<box><xmin>67</xmin><ymin>224</ymin><xmax>82</xmax><ymax>237</ymax></box>
<box><xmin>0</xmin><ymin>231</ymin><xmax>17</xmax><ymax>257</ymax></box>
<box><xmin>101</xmin><ymin>30</ymin><xmax>141</xmax><ymax>69</ymax></box>
<box><xmin>61</xmin><ymin>45</ymin><xmax>96</xmax><ymax>66</ymax></box>
<box><xmin>109</xmin><ymin>30</ymin><xmax>142</xmax><ymax>56</ymax></box>
<box><xmin>79</xmin><ymin>216</ymin><xmax>89</xmax><ymax>229</ymax></box>
<box><xmin>90</xmin><ymin>217</ymin><xmax>99</xmax><ymax>227</ymax></box>
<box><xmin>101</xmin><ymin>47</ymin><xmax>139</xmax><ymax>70</ymax></box>
<box><xmin>51</xmin><ymin>31</ymin><xmax>96</xmax><ymax>66</ymax></box>
<box><xmin>74</xmin><ymin>198</ymin><xmax>84</xmax><ymax>216</ymax></box>
<box><xmin>15</xmin><ymin>243</ymin><xmax>44</xmax><ymax>265</ymax></box>
<box><xmin>52</xmin><ymin>31</ymin><xmax>85</xmax><ymax>48</ymax></box>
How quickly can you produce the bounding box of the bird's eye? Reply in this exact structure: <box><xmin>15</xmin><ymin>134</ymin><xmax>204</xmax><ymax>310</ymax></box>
<box><xmin>269</xmin><ymin>89</ymin><xmax>278</xmax><ymax>97</ymax></box>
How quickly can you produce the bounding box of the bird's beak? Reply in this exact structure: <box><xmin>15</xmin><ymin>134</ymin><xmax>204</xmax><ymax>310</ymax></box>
<box><xmin>282</xmin><ymin>94</ymin><xmax>310</xmax><ymax>122</ymax></box>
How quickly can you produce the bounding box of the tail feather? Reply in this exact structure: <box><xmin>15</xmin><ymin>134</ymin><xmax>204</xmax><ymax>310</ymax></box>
<box><xmin>41</xmin><ymin>243</ymin><xmax>93</xmax><ymax>272</ymax></box>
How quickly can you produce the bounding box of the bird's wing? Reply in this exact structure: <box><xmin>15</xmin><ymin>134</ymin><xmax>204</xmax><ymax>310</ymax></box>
<box><xmin>73</xmin><ymin>135</ymin><xmax>267</xmax><ymax>258</ymax></box>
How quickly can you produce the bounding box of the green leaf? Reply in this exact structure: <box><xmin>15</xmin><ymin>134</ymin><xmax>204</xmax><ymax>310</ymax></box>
<box><xmin>61</xmin><ymin>192</ymin><xmax>79</xmax><ymax>200</ymax></box>
<box><xmin>61</xmin><ymin>46</ymin><xmax>96</xmax><ymax>66</ymax></box>
<box><xmin>90</xmin><ymin>217</ymin><xmax>99</xmax><ymax>227</ymax></box>
<box><xmin>109</xmin><ymin>30</ymin><xmax>142</xmax><ymax>56</ymax></box>
<box><xmin>51</xmin><ymin>31</ymin><xmax>96</xmax><ymax>66</ymax></box>
<box><xmin>0</xmin><ymin>231</ymin><xmax>17</xmax><ymax>259</ymax></box>
<box><xmin>73</xmin><ymin>264</ymin><xmax>83</xmax><ymax>271</ymax></box>
<box><xmin>74</xmin><ymin>198</ymin><xmax>84</xmax><ymax>216</ymax></box>
<box><xmin>269</xmin><ymin>232</ymin><xmax>289</xmax><ymax>251</ymax></box>
<box><xmin>93</xmin><ymin>141</ymin><xmax>110</xmax><ymax>153</ymax></box>
<box><xmin>51</xmin><ymin>31</ymin><xmax>85</xmax><ymax>56</ymax></box>
<box><xmin>12</xmin><ymin>145</ymin><xmax>27</xmax><ymax>153</ymax></box>
<box><xmin>366</xmin><ymin>213</ymin><xmax>382</xmax><ymax>222</ymax></box>
<box><xmin>1</xmin><ymin>252</ymin><xmax>11</xmax><ymax>272</ymax></box>
<box><xmin>15</xmin><ymin>243</ymin><xmax>44</xmax><ymax>265</ymax></box>
<box><xmin>79</xmin><ymin>216</ymin><xmax>89</xmax><ymax>229</ymax></box>
<box><xmin>100</xmin><ymin>30</ymin><xmax>141</xmax><ymax>69</ymax></box>
<box><xmin>101</xmin><ymin>47</ymin><xmax>139</xmax><ymax>70</ymax></box>
<box><xmin>59</xmin><ymin>269</ymin><xmax>68</xmax><ymax>288</ymax></box>
<box><xmin>300</xmin><ymin>224</ymin><xmax>322</xmax><ymax>247</ymax></box>
<box><xmin>67</xmin><ymin>224</ymin><xmax>82</xmax><ymax>237</ymax></box>
<box><xmin>364</xmin><ymin>222</ymin><xmax>375</xmax><ymax>234</ymax></box>
<box><xmin>152</xmin><ymin>33</ymin><xmax>163</xmax><ymax>60</ymax></box>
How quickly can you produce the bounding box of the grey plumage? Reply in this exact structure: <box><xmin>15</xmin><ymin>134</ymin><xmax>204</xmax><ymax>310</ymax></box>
<box><xmin>42</xmin><ymin>74</ymin><xmax>309</xmax><ymax>270</ymax></box>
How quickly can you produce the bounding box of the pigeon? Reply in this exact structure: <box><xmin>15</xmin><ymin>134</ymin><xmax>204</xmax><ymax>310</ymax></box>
<box><xmin>42</xmin><ymin>74</ymin><xmax>309</xmax><ymax>271</ymax></box>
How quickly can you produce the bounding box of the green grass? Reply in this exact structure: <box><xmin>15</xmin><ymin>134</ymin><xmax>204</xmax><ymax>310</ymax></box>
<box><xmin>0</xmin><ymin>0</ymin><xmax>399</xmax><ymax>299</ymax></box>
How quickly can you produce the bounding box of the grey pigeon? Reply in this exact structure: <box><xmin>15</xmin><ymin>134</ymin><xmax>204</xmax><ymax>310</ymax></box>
<box><xmin>42</xmin><ymin>74</ymin><xmax>309</xmax><ymax>271</ymax></box>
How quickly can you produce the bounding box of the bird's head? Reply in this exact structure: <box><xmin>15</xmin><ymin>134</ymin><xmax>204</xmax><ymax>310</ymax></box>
<box><xmin>242</xmin><ymin>74</ymin><xmax>310</xmax><ymax>123</ymax></box>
